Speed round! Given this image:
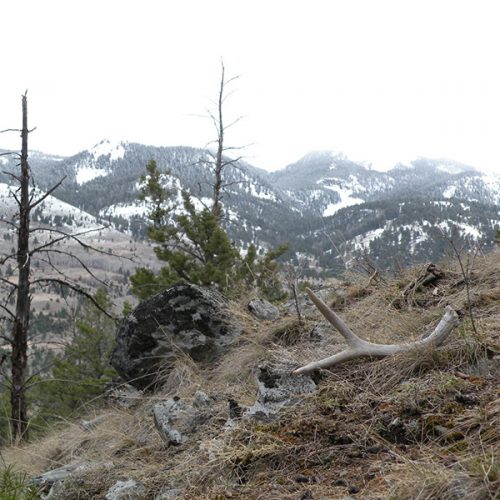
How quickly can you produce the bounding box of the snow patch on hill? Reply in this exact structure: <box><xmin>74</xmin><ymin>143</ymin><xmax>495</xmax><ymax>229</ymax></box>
<box><xmin>75</xmin><ymin>140</ymin><xmax>127</xmax><ymax>184</ymax></box>
<box><xmin>322</xmin><ymin>186</ymin><xmax>364</xmax><ymax>216</ymax></box>
<box><xmin>76</xmin><ymin>166</ymin><xmax>108</xmax><ymax>185</ymax></box>
<box><xmin>0</xmin><ymin>182</ymin><xmax>100</xmax><ymax>231</ymax></box>
<box><xmin>100</xmin><ymin>202</ymin><xmax>150</xmax><ymax>219</ymax></box>
<box><xmin>90</xmin><ymin>140</ymin><xmax>125</xmax><ymax>161</ymax></box>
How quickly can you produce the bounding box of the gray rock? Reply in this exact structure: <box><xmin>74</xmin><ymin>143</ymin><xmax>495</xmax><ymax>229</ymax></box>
<box><xmin>245</xmin><ymin>364</ymin><xmax>317</xmax><ymax>420</ymax></box>
<box><xmin>193</xmin><ymin>390</ymin><xmax>210</xmax><ymax>408</ymax></box>
<box><xmin>33</xmin><ymin>463</ymin><xmax>81</xmax><ymax>487</ymax></box>
<box><xmin>42</xmin><ymin>480</ymin><xmax>67</xmax><ymax>500</ymax></box>
<box><xmin>248</xmin><ymin>299</ymin><xmax>279</xmax><ymax>321</ymax></box>
<box><xmin>105</xmin><ymin>479</ymin><xmax>146</xmax><ymax>500</ymax></box>
<box><xmin>34</xmin><ymin>461</ymin><xmax>114</xmax><ymax>497</ymax></box>
<box><xmin>153</xmin><ymin>395</ymin><xmax>212</xmax><ymax>445</ymax></box>
<box><xmin>111</xmin><ymin>284</ymin><xmax>239</xmax><ymax>390</ymax></box>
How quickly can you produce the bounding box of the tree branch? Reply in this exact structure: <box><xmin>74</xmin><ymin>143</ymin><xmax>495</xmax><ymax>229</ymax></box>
<box><xmin>0</xmin><ymin>277</ymin><xmax>17</xmax><ymax>288</ymax></box>
<box><xmin>0</xmin><ymin>304</ymin><xmax>16</xmax><ymax>321</ymax></box>
<box><xmin>35</xmin><ymin>248</ymin><xmax>110</xmax><ymax>288</ymax></box>
<box><xmin>0</xmin><ymin>129</ymin><xmax>21</xmax><ymax>134</ymax></box>
<box><xmin>29</xmin><ymin>176</ymin><xmax>67</xmax><ymax>210</ymax></box>
<box><xmin>2</xmin><ymin>170</ymin><xmax>22</xmax><ymax>183</ymax></box>
<box><xmin>32</xmin><ymin>278</ymin><xmax>117</xmax><ymax>321</ymax></box>
<box><xmin>0</xmin><ymin>151</ymin><xmax>20</xmax><ymax>158</ymax></box>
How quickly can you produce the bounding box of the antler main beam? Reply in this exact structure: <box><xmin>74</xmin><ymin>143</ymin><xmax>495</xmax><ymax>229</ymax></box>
<box><xmin>293</xmin><ymin>288</ymin><xmax>460</xmax><ymax>375</ymax></box>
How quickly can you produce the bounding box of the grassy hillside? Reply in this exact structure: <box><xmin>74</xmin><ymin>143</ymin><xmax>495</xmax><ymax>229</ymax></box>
<box><xmin>2</xmin><ymin>252</ymin><xmax>499</xmax><ymax>499</ymax></box>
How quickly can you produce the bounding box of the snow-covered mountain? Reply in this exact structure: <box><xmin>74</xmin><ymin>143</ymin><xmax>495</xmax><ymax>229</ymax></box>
<box><xmin>2</xmin><ymin>141</ymin><xmax>499</xmax><ymax>277</ymax></box>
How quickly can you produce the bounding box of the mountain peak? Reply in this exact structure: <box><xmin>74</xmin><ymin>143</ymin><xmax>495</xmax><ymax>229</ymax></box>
<box><xmin>89</xmin><ymin>139</ymin><xmax>127</xmax><ymax>161</ymax></box>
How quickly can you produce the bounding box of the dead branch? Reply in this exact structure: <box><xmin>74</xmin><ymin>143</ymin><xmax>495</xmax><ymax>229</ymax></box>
<box><xmin>0</xmin><ymin>252</ymin><xmax>18</xmax><ymax>266</ymax></box>
<box><xmin>32</xmin><ymin>278</ymin><xmax>117</xmax><ymax>321</ymax></box>
<box><xmin>2</xmin><ymin>170</ymin><xmax>22</xmax><ymax>183</ymax></box>
<box><xmin>29</xmin><ymin>226</ymin><xmax>132</xmax><ymax>261</ymax></box>
<box><xmin>0</xmin><ymin>128</ymin><xmax>22</xmax><ymax>134</ymax></box>
<box><xmin>29</xmin><ymin>175</ymin><xmax>67</xmax><ymax>210</ymax></box>
<box><xmin>0</xmin><ymin>277</ymin><xmax>17</xmax><ymax>288</ymax></box>
<box><xmin>35</xmin><ymin>248</ymin><xmax>110</xmax><ymax>288</ymax></box>
<box><xmin>292</xmin><ymin>288</ymin><xmax>460</xmax><ymax>375</ymax></box>
<box><xmin>0</xmin><ymin>304</ymin><xmax>16</xmax><ymax>321</ymax></box>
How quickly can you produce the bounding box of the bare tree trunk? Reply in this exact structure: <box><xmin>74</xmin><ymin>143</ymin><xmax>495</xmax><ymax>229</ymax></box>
<box><xmin>10</xmin><ymin>93</ymin><xmax>31</xmax><ymax>441</ymax></box>
<box><xmin>211</xmin><ymin>63</ymin><xmax>225</xmax><ymax>221</ymax></box>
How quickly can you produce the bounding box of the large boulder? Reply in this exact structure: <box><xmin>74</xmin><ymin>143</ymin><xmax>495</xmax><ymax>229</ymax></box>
<box><xmin>111</xmin><ymin>284</ymin><xmax>239</xmax><ymax>390</ymax></box>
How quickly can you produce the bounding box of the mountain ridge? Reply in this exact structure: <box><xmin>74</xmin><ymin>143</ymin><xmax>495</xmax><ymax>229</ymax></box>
<box><xmin>1</xmin><ymin>140</ymin><xmax>498</xmax><ymax>277</ymax></box>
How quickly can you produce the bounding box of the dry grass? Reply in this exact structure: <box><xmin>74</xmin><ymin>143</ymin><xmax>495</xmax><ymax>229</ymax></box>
<box><xmin>1</xmin><ymin>252</ymin><xmax>499</xmax><ymax>498</ymax></box>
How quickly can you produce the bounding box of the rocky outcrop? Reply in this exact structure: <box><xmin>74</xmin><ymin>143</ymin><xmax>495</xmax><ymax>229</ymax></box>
<box><xmin>111</xmin><ymin>284</ymin><xmax>239</xmax><ymax>390</ymax></box>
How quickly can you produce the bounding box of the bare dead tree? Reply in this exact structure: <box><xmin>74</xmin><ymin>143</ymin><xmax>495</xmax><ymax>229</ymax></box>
<box><xmin>8</xmin><ymin>92</ymin><xmax>31</xmax><ymax>441</ymax></box>
<box><xmin>284</xmin><ymin>256</ymin><xmax>309</xmax><ymax>324</ymax></box>
<box><xmin>440</xmin><ymin>227</ymin><xmax>480</xmax><ymax>337</ymax></box>
<box><xmin>0</xmin><ymin>93</ymin><xmax>124</xmax><ymax>442</ymax></box>
<box><xmin>293</xmin><ymin>287</ymin><xmax>460</xmax><ymax>375</ymax></box>
<box><xmin>206</xmin><ymin>61</ymin><xmax>244</xmax><ymax>222</ymax></box>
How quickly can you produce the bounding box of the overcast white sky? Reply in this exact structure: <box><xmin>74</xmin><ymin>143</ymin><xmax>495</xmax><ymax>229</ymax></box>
<box><xmin>1</xmin><ymin>0</ymin><xmax>499</xmax><ymax>173</ymax></box>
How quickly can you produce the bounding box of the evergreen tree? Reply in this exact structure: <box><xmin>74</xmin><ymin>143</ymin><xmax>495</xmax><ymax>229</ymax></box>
<box><xmin>35</xmin><ymin>289</ymin><xmax>117</xmax><ymax>419</ymax></box>
<box><xmin>131</xmin><ymin>161</ymin><xmax>240</xmax><ymax>299</ymax></box>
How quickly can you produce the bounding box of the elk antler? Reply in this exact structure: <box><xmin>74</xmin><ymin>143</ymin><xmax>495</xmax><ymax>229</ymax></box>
<box><xmin>292</xmin><ymin>288</ymin><xmax>460</xmax><ymax>375</ymax></box>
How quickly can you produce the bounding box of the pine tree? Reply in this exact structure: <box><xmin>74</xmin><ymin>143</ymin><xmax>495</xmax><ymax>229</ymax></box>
<box><xmin>131</xmin><ymin>162</ymin><xmax>240</xmax><ymax>299</ymax></box>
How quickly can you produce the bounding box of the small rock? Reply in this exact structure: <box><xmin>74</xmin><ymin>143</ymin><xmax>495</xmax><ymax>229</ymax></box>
<box><xmin>153</xmin><ymin>395</ymin><xmax>212</xmax><ymax>445</ymax></box>
<box><xmin>34</xmin><ymin>461</ymin><xmax>113</xmax><ymax>495</ymax></box>
<box><xmin>42</xmin><ymin>480</ymin><xmax>68</xmax><ymax>499</ymax></box>
<box><xmin>33</xmin><ymin>463</ymin><xmax>80</xmax><ymax>488</ymax></box>
<box><xmin>455</xmin><ymin>392</ymin><xmax>478</xmax><ymax>406</ymax></box>
<box><xmin>153</xmin><ymin>398</ymin><xmax>190</xmax><ymax>445</ymax></box>
<box><xmin>228</xmin><ymin>398</ymin><xmax>244</xmax><ymax>419</ymax></box>
<box><xmin>105</xmin><ymin>479</ymin><xmax>146</xmax><ymax>500</ymax></box>
<box><xmin>193</xmin><ymin>390</ymin><xmax>210</xmax><ymax>408</ymax></box>
<box><xmin>248</xmin><ymin>299</ymin><xmax>280</xmax><ymax>321</ymax></box>
<box><xmin>296</xmin><ymin>474</ymin><xmax>310</xmax><ymax>483</ymax></box>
